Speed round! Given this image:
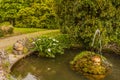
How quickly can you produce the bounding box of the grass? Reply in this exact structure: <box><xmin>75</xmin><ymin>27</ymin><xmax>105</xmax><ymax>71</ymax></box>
<box><xmin>0</xmin><ymin>22</ymin><xmax>46</xmax><ymax>35</ymax></box>
<box><xmin>13</xmin><ymin>28</ymin><xmax>46</xmax><ymax>35</ymax></box>
<box><xmin>40</xmin><ymin>30</ymin><xmax>61</xmax><ymax>37</ymax></box>
<box><xmin>2</xmin><ymin>28</ymin><xmax>47</xmax><ymax>38</ymax></box>
<box><xmin>0</xmin><ymin>22</ymin><xmax>58</xmax><ymax>37</ymax></box>
<box><xmin>6</xmin><ymin>30</ymin><xmax>61</xmax><ymax>54</ymax></box>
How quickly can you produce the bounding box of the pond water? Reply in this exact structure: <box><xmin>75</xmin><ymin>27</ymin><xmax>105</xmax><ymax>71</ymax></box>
<box><xmin>11</xmin><ymin>49</ymin><xmax>120</xmax><ymax>80</ymax></box>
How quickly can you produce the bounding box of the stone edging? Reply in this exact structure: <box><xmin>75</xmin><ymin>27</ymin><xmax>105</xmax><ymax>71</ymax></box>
<box><xmin>0</xmin><ymin>51</ymin><xmax>34</xmax><ymax>80</ymax></box>
<box><xmin>9</xmin><ymin>51</ymin><xmax>34</xmax><ymax>71</ymax></box>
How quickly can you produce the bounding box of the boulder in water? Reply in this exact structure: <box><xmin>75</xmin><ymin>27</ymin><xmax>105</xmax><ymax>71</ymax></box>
<box><xmin>70</xmin><ymin>51</ymin><xmax>112</xmax><ymax>75</ymax></box>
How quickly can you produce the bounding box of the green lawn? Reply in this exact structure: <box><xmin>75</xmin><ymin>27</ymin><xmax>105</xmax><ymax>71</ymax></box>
<box><xmin>13</xmin><ymin>28</ymin><xmax>46</xmax><ymax>35</ymax></box>
<box><xmin>2</xmin><ymin>28</ymin><xmax>47</xmax><ymax>38</ymax></box>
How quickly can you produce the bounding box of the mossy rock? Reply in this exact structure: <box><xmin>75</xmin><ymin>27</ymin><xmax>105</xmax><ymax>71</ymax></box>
<box><xmin>70</xmin><ymin>51</ymin><xmax>112</xmax><ymax>75</ymax></box>
<box><xmin>0</xmin><ymin>22</ymin><xmax>14</xmax><ymax>36</ymax></box>
<box><xmin>0</xmin><ymin>25</ymin><xmax>13</xmax><ymax>34</ymax></box>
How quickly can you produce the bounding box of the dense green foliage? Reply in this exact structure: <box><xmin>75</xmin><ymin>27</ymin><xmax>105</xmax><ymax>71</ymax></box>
<box><xmin>54</xmin><ymin>34</ymin><xmax>71</xmax><ymax>48</ymax></box>
<box><xmin>57</xmin><ymin>0</ymin><xmax>120</xmax><ymax>47</ymax></box>
<box><xmin>0</xmin><ymin>0</ymin><xmax>59</xmax><ymax>29</ymax></box>
<box><xmin>0</xmin><ymin>0</ymin><xmax>120</xmax><ymax>47</ymax></box>
<box><xmin>33</xmin><ymin>36</ymin><xmax>64</xmax><ymax>58</ymax></box>
<box><xmin>32</xmin><ymin>34</ymin><xmax>71</xmax><ymax>58</ymax></box>
<box><xmin>16</xmin><ymin>2</ymin><xmax>58</xmax><ymax>28</ymax></box>
<box><xmin>0</xmin><ymin>22</ymin><xmax>13</xmax><ymax>37</ymax></box>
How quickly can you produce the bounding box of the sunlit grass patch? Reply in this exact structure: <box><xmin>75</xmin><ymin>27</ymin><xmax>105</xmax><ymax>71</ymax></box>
<box><xmin>13</xmin><ymin>28</ymin><xmax>46</xmax><ymax>35</ymax></box>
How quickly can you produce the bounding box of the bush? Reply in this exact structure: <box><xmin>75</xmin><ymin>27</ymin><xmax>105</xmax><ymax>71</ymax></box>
<box><xmin>0</xmin><ymin>22</ymin><xmax>14</xmax><ymax>37</ymax></box>
<box><xmin>15</xmin><ymin>2</ymin><xmax>59</xmax><ymax>29</ymax></box>
<box><xmin>0</xmin><ymin>0</ymin><xmax>60</xmax><ymax>29</ymax></box>
<box><xmin>54</xmin><ymin>34</ymin><xmax>72</xmax><ymax>48</ymax></box>
<box><xmin>58</xmin><ymin>0</ymin><xmax>120</xmax><ymax>48</ymax></box>
<box><xmin>0</xmin><ymin>25</ymin><xmax>13</xmax><ymax>34</ymax></box>
<box><xmin>0</xmin><ymin>29</ymin><xmax>4</xmax><ymax>37</ymax></box>
<box><xmin>32</xmin><ymin>36</ymin><xmax>64</xmax><ymax>58</ymax></box>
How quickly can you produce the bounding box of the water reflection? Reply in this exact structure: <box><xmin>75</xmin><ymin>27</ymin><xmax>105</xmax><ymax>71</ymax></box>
<box><xmin>11</xmin><ymin>49</ymin><xmax>120</xmax><ymax>80</ymax></box>
<box><xmin>23</xmin><ymin>73</ymin><xmax>37</xmax><ymax>80</ymax></box>
<box><xmin>84</xmin><ymin>74</ymin><xmax>106</xmax><ymax>80</ymax></box>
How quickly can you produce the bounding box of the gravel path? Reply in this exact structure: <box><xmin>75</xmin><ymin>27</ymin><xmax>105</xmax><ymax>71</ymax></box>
<box><xmin>0</xmin><ymin>30</ymin><xmax>58</xmax><ymax>49</ymax></box>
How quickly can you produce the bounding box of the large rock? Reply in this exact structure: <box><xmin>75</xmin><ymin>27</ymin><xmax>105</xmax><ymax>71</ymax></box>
<box><xmin>70</xmin><ymin>51</ymin><xmax>112</xmax><ymax>75</ymax></box>
<box><xmin>0</xmin><ymin>25</ymin><xmax>13</xmax><ymax>34</ymax></box>
<box><xmin>13</xmin><ymin>40</ymin><xmax>24</xmax><ymax>55</ymax></box>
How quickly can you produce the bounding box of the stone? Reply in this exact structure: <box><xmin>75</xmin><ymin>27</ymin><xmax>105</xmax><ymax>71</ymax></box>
<box><xmin>71</xmin><ymin>51</ymin><xmax>112</xmax><ymax>75</ymax></box>
<box><xmin>13</xmin><ymin>40</ymin><xmax>24</xmax><ymax>55</ymax></box>
<box><xmin>0</xmin><ymin>25</ymin><xmax>13</xmax><ymax>34</ymax></box>
<box><xmin>0</xmin><ymin>50</ymin><xmax>8</xmax><ymax>80</ymax></box>
<box><xmin>0</xmin><ymin>49</ymin><xmax>8</xmax><ymax>59</ymax></box>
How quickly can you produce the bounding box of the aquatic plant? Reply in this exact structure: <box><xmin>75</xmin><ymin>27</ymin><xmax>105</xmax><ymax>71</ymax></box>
<box><xmin>33</xmin><ymin>36</ymin><xmax>64</xmax><ymax>58</ymax></box>
<box><xmin>70</xmin><ymin>29</ymin><xmax>112</xmax><ymax>75</ymax></box>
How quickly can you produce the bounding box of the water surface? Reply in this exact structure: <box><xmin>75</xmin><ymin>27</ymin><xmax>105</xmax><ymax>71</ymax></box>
<box><xmin>11</xmin><ymin>49</ymin><xmax>120</xmax><ymax>80</ymax></box>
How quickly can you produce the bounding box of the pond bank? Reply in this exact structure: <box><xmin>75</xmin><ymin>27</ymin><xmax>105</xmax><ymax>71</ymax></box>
<box><xmin>9</xmin><ymin>51</ymin><xmax>34</xmax><ymax>70</ymax></box>
<box><xmin>0</xmin><ymin>30</ymin><xmax>59</xmax><ymax>79</ymax></box>
<box><xmin>11</xmin><ymin>49</ymin><xmax>120</xmax><ymax>80</ymax></box>
<box><xmin>0</xmin><ymin>51</ymin><xmax>34</xmax><ymax>80</ymax></box>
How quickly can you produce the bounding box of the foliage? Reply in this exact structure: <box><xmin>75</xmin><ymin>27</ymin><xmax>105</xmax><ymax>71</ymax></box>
<box><xmin>0</xmin><ymin>0</ymin><xmax>23</xmax><ymax>25</ymax></box>
<box><xmin>0</xmin><ymin>0</ymin><xmax>120</xmax><ymax>47</ymax></box>
<box><xmin>71</xmin><ymin>51</ymin><xmax>95</xmax><ymax>63</ymax></box>
<box><xmin>57</xmin><ymin>0</ymin><xmax>120</xmax><ymax>47</ymax></box>
<box><xmin>0</xmin><ymin>29</ymin><xmax>4</xmax><ymax>37</ymax></box>
<box><xmin>0</xmin><ymin>0</ymin><xmax>59</xmax><ymax>29</ymax></box>
<box><xmin>0</xmin><ymin>22</ymin><xmax>11</xmax><ymax>26</ymax></box>
<box><xmin>16</xmin><ymin>2</ymin><xmax>58</xmax><ymax>29</ymax></box>
<box><xmin>0</xmin><ymin>26</ymin><xmax>47</xmax><ymax>37</ymax></box>
<box><xmin>33</xmin><ymin>36</ymin><xmax>64</xmax><ymax>58</ymax></box>
<box><xmin>54</xmin><ymin>34</ymin><xmax>71</xmax><ymax>48</ymax></box>
<box><xmin>0</xmin><ymin>22</ymin><xmax>14</xmax><ymax>37</ymax></box>
<box><xmin>70</xmin><ymin>51</ymin><xmax>111</xmax><ymax>75</ymax></box>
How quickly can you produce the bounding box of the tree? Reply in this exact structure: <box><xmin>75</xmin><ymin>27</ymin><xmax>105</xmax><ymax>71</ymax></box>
<box><xmin>15</xmin><ymin>0</ymin><xmax>59</xmax><ymax>29</ymax></box>
<box><xmin>0</xmin><ymin>0</ymin><xmax>59</xmax><ymax>29</ymax></box>
<box><xmin>58</xmin><ymin>0</ymin><xmax>120</xmax><ymax>47</ymax></box>
<box><xmin>0</xmin><ymin>0</ymin><xmax>24</xmax><ymax>25</ymax></box>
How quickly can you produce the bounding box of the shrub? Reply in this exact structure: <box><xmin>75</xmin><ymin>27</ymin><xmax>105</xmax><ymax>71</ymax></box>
<box><xmin>58</xmin><ymin>0</ymin><xmax>120</xmax><ymax>48</ymax></box>
<box><xmin>0</xmin><ymin>29</ymin><xmax>4</xmax><ymax>37</ymax></box>
<box><xmin>32</xmin><ymin>36</ymin><xmax>64</xmax><ymax>58</ymax></box>
<box><xmin>0</xmin><ymin>25</ymin><xmax>13</xmax><ymax>34</ymax></box>
<box><xmin>0</xmin><ymin>26</ymin><xmax>13</xmax><ymax>34</ymax></box>
<box><xmin>54</xmin><ymin>34</ymin><xmax>72</xmax><ymax>48</ymax></box>
<box><xmin>0</xmin><ymin>22</ymin><xmax>14</xmax><ymax>37</ymax></box>
<box><xmin>15</xmin><ymin>2</ymin><xmax>59</xmax><ymax>29</ymax></box>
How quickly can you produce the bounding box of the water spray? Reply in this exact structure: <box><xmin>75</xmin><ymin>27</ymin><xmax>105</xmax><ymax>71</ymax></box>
<box><xmin>91</xmin><ymin>29</ymin><xmax>102</xmax><ymax>55</ymax></box>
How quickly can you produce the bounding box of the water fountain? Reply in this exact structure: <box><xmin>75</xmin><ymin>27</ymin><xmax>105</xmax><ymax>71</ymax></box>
<box><xmin>11</xmin><ymin>29</ymin><xmax>120</xmax><ymax>80</ymax></box>
<box><xmin>91</xmin><ymin>29</ymin><xmax>102</xmax><ymax>55</ymax></box>
<box><xmin>70</xmin><ymin>29</ymin><xmax>112</xmax><ymax>79</ymax></box>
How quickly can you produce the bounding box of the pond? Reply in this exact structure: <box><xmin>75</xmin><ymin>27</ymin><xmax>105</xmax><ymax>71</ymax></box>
<box><xmin>11</xmin><ymin>49</ymin><xmax>120</xmax><ymax>80</ymax></box>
